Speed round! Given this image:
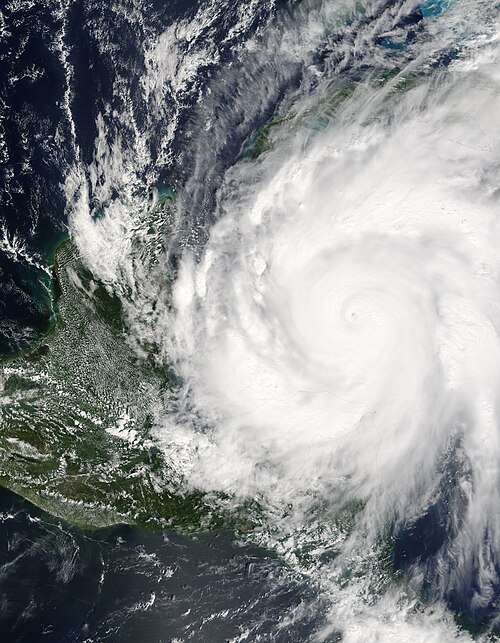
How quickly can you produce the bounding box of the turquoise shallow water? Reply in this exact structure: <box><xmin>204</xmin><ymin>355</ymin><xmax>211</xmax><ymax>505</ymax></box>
<box><xmin>420</xmin><ymin>0</ymin><xmax>450</xmax><ymax>17</ymax></box>
<box><xmin>1</xmin><ymin>0</ymin><xmax>499</xmax><ymax>640</ymax></box>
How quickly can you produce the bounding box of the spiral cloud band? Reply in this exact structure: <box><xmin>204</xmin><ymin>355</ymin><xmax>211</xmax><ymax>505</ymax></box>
<box><xmin>64</xmin><ymin>0</ymin><xmax>500</xmax><ymax>638</ymax></box>
<box><xmin>168</xmin><ymin>16</ymin><xmax>500</xmax><ymax>634</ymax></box>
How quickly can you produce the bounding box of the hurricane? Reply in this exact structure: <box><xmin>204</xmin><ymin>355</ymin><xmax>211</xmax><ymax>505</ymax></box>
<box><xmin>1</xmin><ymin>0</ymin><xmax>499</xmax><ymax>640</ymax></box>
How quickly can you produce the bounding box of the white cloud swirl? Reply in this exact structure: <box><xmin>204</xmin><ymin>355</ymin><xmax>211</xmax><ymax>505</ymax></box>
<box><xmin>168</xmin><ymin>16</ymin><xmax>500</xmax><ymax>629</ymax></box>
<box><xmin>64</xmin><ymin>0</ymin><xmax>500</xmax><ymax>637</ymax></box>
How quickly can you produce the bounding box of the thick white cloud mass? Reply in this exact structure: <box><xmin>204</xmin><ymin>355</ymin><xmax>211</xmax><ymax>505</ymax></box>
<box><xmin>67</xmin><ymin>0</ymin><xmax>500</xmax><ymax>639</ymax></box>
<box><xmin>172</xmin><ymin>8</ymin><xmax>500</xmax><ymax>528</ymax></box>
<box><xmin>168</xmin><ymin>10</ymin><xmax>500</xmax><ymax>640</ymax></box>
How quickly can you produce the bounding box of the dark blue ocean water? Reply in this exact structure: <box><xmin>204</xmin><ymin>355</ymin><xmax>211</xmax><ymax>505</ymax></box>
<box><xmin>0</xmin><ymin>488</ymin><xmax>324</xmax><ymax>642</ymax></box>
<box><xmin>0</xmin><ymin>0</ymin><xmax>280</xmax><ymax>355</ymax></box>
<box><xmin>392</xmin><ymin>444</ymin><xmax>500</xmax><ymax>635</ymax></box>
<box><xmin>1</xmin><ymin>2</ymin><xmax>499</xmax><ymax>639</ymax></box>
<box><xmin>0</xmin><ymin>0</ymin><xmax>429</xmax><ymax>356</ymax></box>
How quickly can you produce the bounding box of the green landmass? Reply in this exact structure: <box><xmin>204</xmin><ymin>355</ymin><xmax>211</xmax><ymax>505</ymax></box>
<box><xmin>0</xmin><ymin>113</ymin><xmax>496</xmax><ymax>641</ymax></box>
<box><xmin>0</xmin><ymin>194</ymin><xmax>232</xmax><ymax>532</ymax></box>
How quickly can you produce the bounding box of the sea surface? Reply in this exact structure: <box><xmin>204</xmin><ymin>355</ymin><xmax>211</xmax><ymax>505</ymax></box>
<box><xmin>0</xmin><ymin>488</ymin><xmax>323</xmax><ymax>642</ymax></box>
<box><xmin>0</xmin><ymin>0</ymin><xmax>499</xmax><ymax>641</ymax></box>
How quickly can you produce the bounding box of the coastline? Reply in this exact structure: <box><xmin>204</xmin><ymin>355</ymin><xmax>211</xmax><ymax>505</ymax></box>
<box><xmin>0</xmin><ymin>233</ymin><xmax>70</xmax><ymax>364</ymax></box>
